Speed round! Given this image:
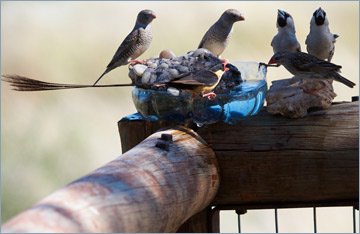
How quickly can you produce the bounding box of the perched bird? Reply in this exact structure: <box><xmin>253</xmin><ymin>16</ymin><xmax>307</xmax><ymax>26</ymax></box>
<box><xmin>2</xmin><ymin>63</ymin><xmax>229</xmax><ymax>100</ymax></box>
<box><xmin>268</xmin><ymin>51</ymin><xmax>355</xmax><ymax>88</ymax></box>
<box><xmin>271</xmin><ymin>9</ymin><xmax>301</xmax><ymax>53</ymax></box>
<box><xmin>165</xmin><ymin>64</ymin><xmax>226</xmax><ymax>100</ymax></box>
<box><xmin>93</xmin><ymin>9</ymin><xmax>156</xmax><ymax>86</ymax></box>
<box><xmin>198</xmin><ymin>9</ymin><xmax>244</xmax><ymax>57</ymax></box>
<box><xmin>305</xmin><ymin>7</ymin><xmax>339</xmax><ymax>62</ymax></box>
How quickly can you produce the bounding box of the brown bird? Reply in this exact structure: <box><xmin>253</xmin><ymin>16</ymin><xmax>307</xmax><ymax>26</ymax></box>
<box><xmin>166</xmin><ymin>67</ymin><xmax>225</xmax><ymax>100</ymax></box>
<box><xmin>198</xmin><ymin>9</ymin><xmax>244</xmax><ymax>57</ymax></box>
<box><xmin>268</xmin><ymin>50</ymin><xmax>355</xmax><ymax>88</ymax></box>
<box><xmin>2</xmin><ymin>64</ymin><xmax>227</xmax><ymax>100</ymax></box>
<box><xmin>93</xmin><ymin>9</ymin><xmax>156</xmax><ymax>86</ymax></box>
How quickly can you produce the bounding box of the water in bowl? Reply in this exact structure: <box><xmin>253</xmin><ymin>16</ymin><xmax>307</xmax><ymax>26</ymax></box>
<box><xmin>131</xmin><ymin>62</ymin><xmax>267</xmax><ymax>126</ymax></box>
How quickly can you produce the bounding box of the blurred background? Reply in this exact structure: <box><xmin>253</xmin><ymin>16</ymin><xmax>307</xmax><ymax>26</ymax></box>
<box><xmin>1</xmin><ymin>1</ymin><xmax>359</xmax><ymax>231</ymax></box>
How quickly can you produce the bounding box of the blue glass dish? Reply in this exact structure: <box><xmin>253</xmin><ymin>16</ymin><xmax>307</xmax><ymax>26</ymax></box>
<box><xmin>131</xmin><ymin>62</ymin><xmax>267</xmax><ymax>126</ymax></box>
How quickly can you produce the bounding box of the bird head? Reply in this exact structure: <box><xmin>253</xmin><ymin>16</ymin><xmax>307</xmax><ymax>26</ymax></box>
<box><xmin>312</xmin><ymin>7</ymin><xmax>328</xmax><ymax>26</ymax></box>
<box><xmin>276</xmin><ymin>9</ymin><xmax>296</xmax><ymax>32</ymax></box>
<box><xmin>137</xmin><ymin>9</ymin><xmax>157</xmax><ymax>26</ymax></box>
<box><xmin>221</xmin><ymin>9</ymin><xmax>245</xmax><ymax>25</ymax></box>
<box><xmin>268</xmin><ymin>51</ymin><xmax>291</xmax><ymax>65</ymax></box>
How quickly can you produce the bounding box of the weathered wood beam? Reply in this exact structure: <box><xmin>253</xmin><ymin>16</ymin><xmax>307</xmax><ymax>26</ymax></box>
<box><xmin>2</xmin><ymin>127</ymin><xmax>219</xmax><ymax>233</ymax></box>
<box><xmin>118</xmin><ymin>101</ymin><xmax>359</xmax><ymax>207</ymax></box>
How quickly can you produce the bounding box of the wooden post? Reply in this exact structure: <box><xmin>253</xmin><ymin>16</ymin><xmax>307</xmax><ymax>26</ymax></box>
<box><xmin>2</xmin><ymin>126</ymin><xmax>219</xmax><ymax>233</ymax></box>
<box><xmin>118</xmin><ymin>101</ymin><xmax>359</xmax><ymax>232</ymax></box>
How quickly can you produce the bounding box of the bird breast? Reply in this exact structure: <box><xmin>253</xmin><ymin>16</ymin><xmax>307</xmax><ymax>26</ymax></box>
<box><xmin>130</xmin><ymin>25</ymin><xmax>153</xmax><ymax>60</ymax></box>
<box><xmin>202</xmin><ymin>24</ymin><xmax>233</xmax><ymax>57</ymax></box>
<box><xmin>306</xmin><ymin>30</ymin><xmax>334</xmax><ymax>60</ymax></box>
<box><xmin>272</xmin><ymin>32</ymin><xmax>300</xmax><ymax>53</ymax></box>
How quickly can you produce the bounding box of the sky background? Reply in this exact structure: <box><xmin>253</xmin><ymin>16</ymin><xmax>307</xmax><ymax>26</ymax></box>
<box><xmin>1</xmin><ymin>1</ymin><xmax>359</xmax><ymax>231</ymax></box>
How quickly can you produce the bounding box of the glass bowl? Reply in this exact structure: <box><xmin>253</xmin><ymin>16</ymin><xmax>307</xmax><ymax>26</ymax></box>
<box><xmin>131</xmin><ymin>62</ymin><xmax>267</xmax><ymax>126</ymax></box>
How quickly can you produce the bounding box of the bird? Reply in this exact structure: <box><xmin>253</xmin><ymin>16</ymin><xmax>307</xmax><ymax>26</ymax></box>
<box><xmin>305</xmin><ymin>7</ymin><xmax>339</xmax><ymax>62</ymax></box>
<box><xmin>164</xmin><ymin>64</ymin><xmax>226</xmax><ymax>100</ymax></box>
<box><xmin>198</xmin><ymin>9</ymin><xmax>244</xmax><ymax>57</ymax></box>
<box><xmin>267</xmin><ymin>51</ymin><xmax>355</xmax><ymax>88</ymax></box>
<box><xmin>2</xmin><ymin>63</ymin><xmax>228</xmax><ymax>100</ymax></box>
<box><xmin>93</xmin><ymin>9</ymin><xmax>156</xmax><ymax>86</ymax></box>
<box><xmin>271</xmin><ymin>9</ymin><xmax>301</xmax><ymax>53</ymax></box>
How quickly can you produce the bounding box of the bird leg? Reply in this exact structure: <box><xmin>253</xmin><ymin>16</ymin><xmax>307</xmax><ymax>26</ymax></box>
<box><xmin>221</xmin><ymin>58</ymin><xmax>229</xmax><ymax>71</ymax></box>
<box><xmin>201</xmin><ymin>92</ymin><xmax>217</xmax><ymax>100</ymax></box>
<box><xmin>129</xmin><ymin>60</ymin><xmax>147</xmax><ymax>65</ymax></box>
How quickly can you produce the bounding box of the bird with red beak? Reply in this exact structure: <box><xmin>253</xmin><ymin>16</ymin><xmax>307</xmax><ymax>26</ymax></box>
<box><xmin>268</xmin><ymin>50</ymin><xmax>355</xmax><ymax>88</ymax></box>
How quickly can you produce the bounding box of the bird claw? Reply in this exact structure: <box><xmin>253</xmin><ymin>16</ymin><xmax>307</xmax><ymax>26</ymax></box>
<box><xmin>129</xmin><ymin>60</ymin><xmax>147</xmax><ymax>65</ymax></box>
<box><xmin>221</xmin><ymin>58</ymin><xmax>229</xmax><ymax>71</ymax></box>
<box><xmin>202</xmin><ymin>92</ymin><xmax>217</xmax><ymax>100</ymax></box>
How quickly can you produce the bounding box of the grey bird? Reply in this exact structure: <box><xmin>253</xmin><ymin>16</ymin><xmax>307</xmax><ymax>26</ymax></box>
<box><xmin>198</xmin><ymin>9</ymin><xmax>245</xmax><ymax>57</ymax></box>
<box><xmin>268</xmin><ymin>51</ymin><xmax>355</xmax><ymax>88</ymax></box>
<box><xmin>93</xmin><ymin>9</ymin><xmax>156</xmax><ymax>86</ymax></box>
<box><xmin>271</xmin><ymin>9</ymin><xmax>301</xmax><ymax>53</ymax></box>
<box><xmin>305</xmin><ymin>7</ymin><xmax>339</xmax><ymax>62</ymax></box>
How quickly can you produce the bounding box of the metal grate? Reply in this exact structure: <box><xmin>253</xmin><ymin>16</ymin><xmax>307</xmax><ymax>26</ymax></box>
<box><xmin>210</xmin><ymin>203</ymin><xmax>359</xmax><ymax>233</ymax></box>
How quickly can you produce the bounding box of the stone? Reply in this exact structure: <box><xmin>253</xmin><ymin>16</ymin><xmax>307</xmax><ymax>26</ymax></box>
<box><xmin>178</xmin><ymin>66</ymin><xmax>189</xmax><ymax>73</ymax></box>
<box><xmin>159</xmin><ymin>49</ymin><xmax>176</xmax><ymax>59</ymax></box>
<box><xmin>141</xmin><ymin>71</ymin><xmax>151</xmax><ymax>83</ymax></box>
<box><xmin>147</xmin><ymin>61</ymin><xmax>158</xmax><ymax>69</ymax></box>
<box><xmin>193</xmin><ymin>48</ymin><xmax>211</xmax><ymax>57</ymax></box>
<box><xmin>133</xmin><ymin>64</ymin><xmax>148</xmax><ymax>77</ymax></box>
<box><xmin>160</xmin><ymin>63</ymin><xmax>169</xmax><ymax>69</ymax></box>
<box><xmin>266</xmin><ymin>76</ymin><xmax>337</xmax><ymax>118</ymax></box>
<box><xmin>168</xmin><ymin>69</ymin><xmax>179</xmax><ymax>77</ymax></box>
<box><xmin>167</xmin><ymin>87</ymin><xmax>180</xmax><ymax>96</ymax></box>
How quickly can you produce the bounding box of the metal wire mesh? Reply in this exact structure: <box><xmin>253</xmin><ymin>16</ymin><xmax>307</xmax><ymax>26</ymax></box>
<box><xmin>214</xmin><ymin>205</ymin><xmax>359</xmax><ymax>233</ymax></box>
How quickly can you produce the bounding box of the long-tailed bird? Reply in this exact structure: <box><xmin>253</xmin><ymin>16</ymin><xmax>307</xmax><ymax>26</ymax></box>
<box><xmin>198</xmin><ymin>9</ymin><xmax>244</xmax><ymax>57</ymax></box>
<box><xmin>268</xmin><ymin>50</ymin><xmax>355</xmax><ymax>88</ymax></box>
<box><xmin>271</xmin><ymin>9</ymin><xmax>301</xmax><ymax>53</ymax></box>
<box><xmin>165</xmin><ymin>65</ymin><xmax>226</xmax><ymax>100</ymax></box>
<box><xmin>305</xmin><ymin>7</ymin><xmax>338</xmax><ymax>62</ymax></box>
<box><xmin>2</xmin><ymin>64</ymin><xmax>229</xmax><ymax>100</ymax></box>
<box><xmin>93</xmin><ymin>9</ymin><xmax>156</xmax><ymax>86</ymax></box>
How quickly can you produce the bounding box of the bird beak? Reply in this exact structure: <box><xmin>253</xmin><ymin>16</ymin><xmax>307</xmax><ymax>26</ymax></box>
<box><xmin>151</xmin><ymin>13</ymin><xmax>157</xmax><ymax>19</ymax></box>
<box><xmin>277</xmin><ymin>9</ymin><xmax>286</xmax><ymax>19</ymax></box>
<box><xmin>239</xmin><ymin>14</ymin><xmax>245</xmax><ymax>21</ymax></box>
<box><xmin>315</xmin><ymin>7</ymin><xmax>325</xmax><ymax>18</ymax></box>
<box><xmin>268</xmin><ymin>59</ymin><xmax>277</xmax><ymax>64</ymax></box>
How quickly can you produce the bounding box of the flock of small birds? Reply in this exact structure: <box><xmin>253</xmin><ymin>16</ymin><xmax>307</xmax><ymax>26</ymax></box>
<box><xmin>2</xmin><ymin>7</ymin><xmax>355</xmax><ymax>99</ymax></box>
<box><xmin>268</xmin><ymin>8</ymin><xmax>355</xmax><ymax>88</ymax></box>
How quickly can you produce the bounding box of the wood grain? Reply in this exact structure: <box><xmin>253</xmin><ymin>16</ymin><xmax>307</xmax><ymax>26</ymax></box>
<box><xmin>2</xmin><ymin>127</ymin><xmax>219</xmax><ymax>233</ymax></box>
<box><xmin>119</xmin><ymin>102</ymin><xmax>359</xmax><ymax>207</ymax></box>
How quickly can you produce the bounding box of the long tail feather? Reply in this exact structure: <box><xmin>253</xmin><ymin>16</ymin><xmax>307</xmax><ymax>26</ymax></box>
<box><xmin>2</xmin><ymin>75</ymin><xmax>133</xmax><ymax>91</ymax></box>
<box><xmin>334</xmin><ymin>74</ymin><xmax>356</xmax><ymax>88</ymax></box>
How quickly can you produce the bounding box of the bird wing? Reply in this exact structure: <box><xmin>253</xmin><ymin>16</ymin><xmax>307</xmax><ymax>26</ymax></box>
<box><xmin>198</xmin><ymin>25</ymin><xmax>216</xmax><ymax>49</ymax></box>
<box><xmin>305</xmin><ymin>34</ymin><xmax>309</xmax><ymax>45</ymax></box>
<box><xmin>170</xmin><ymin>70</ymin><xmax>220</xmax><ymax>86</ymax></box>
<box><xmin>198</xmin><ymin>33</ymin><xmax>209</xmax><ymax>49</ymax></box>
<box><xmin>290</xmin><ymin>54</ymin><xmax>342</xmax><ymax>73</ymax></box>
<box><xmin>107</xmin><ymin>29</ymin><xmax>141</xmax><ymax>68</ymax></box>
